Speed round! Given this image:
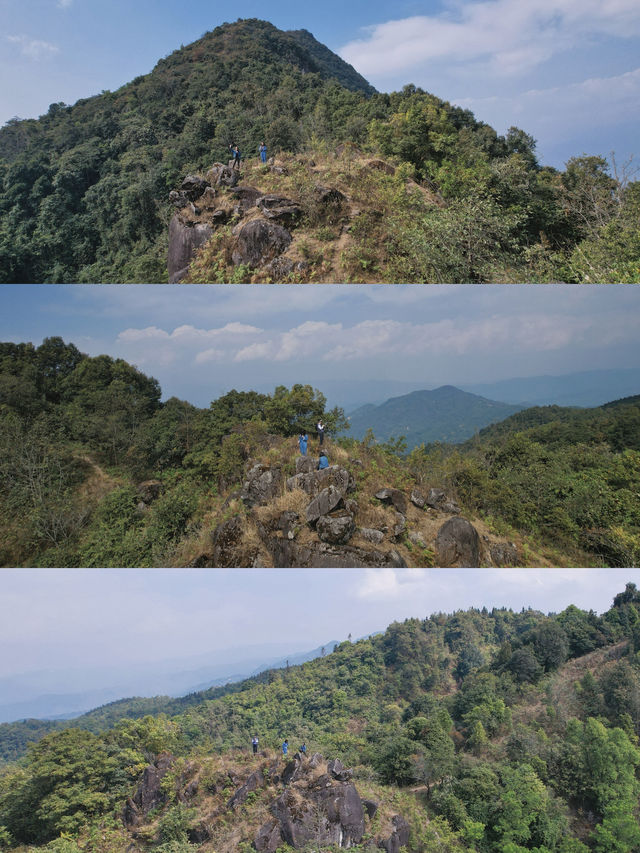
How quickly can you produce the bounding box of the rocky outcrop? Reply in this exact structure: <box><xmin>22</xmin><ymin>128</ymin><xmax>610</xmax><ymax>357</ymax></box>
<box><xmin>123</xmin><ymin>753</ymin><xmax>174</xmax><ymax>828</ymax></box>
<box><xmin>435</xmin><ymin>517</ymin><xmax>480</xmax><ymax>567</ymax></box>
<box><xmin>316</xmin><ymin>513</ymin><xmax>355</xmax><ymax>545</ymax></box>
<box><xmin>306</xmin><ymin>485</ymin><xmax>345</xmax><ymax>524</ymax></box>
<box><xmin>241</xmin><ymin>464</ymin><xmax>283</xmax><ymax>507</ymax></box>
<box><xmin>287</xmin><ymin>465</ymin><xmax>353</xmax><ymax>498</ymax></box>
<box><xmin>255</xmin><ymin>754</ymin><xmax>366</xmax><ymax>852</ymax></box>
<box><xmin>168</xmin><ymin>216</ymin><xmax>213</xmax><ymax>283</ymax></box>
<box><xmin>256</xmin><ymin>194</ymin><xmax>303</xmax><ymax>225</ymax></box>
<box><xmin>489</xmin><ymin>541</ymin><xmax>519</xmax><ymax>567</ymax></box>
<box><xmin>379</xmin><ymin>815</ymin><xmax>410</xmax><ymax>853</ymax></box>
<box><xmin>264</xmin><ymin>536</ymin><xmax>407</xmax><ymax>568</ymax></box>
<box><xmin>210</xmin><ymin>516</ymin><xmax>245</xmax><ymax>568</ymax></box>
<box><xmin>231</xmin><ymin>219</ymin><xmax>292</xmax><ymax>267</ymax></box>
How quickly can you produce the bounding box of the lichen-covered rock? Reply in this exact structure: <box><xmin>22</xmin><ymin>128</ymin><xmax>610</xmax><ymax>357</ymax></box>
<box><xmin>286</xmin><ymin>465</ymin><xmax>352</xmax><ymax>498</ymax></box>
<box><xmin>360</xmin><ymin>527</ymin><xmax>385</xmax><ymax>545</ymax></box>
<box><xmin>490</xmin><ymin>541</ymin><xmax>519</xmax><ymax>567</ymax></box>
<box><xmin>410</xmin><ymin>489</ymin><xmax>426</xmax><ymax>509</ymax></box>
<box><xmin>206</xmin><ymin>163</ymin><xmax>239</xmax><ymax>187</ymax></box>
<box><xmin>257</xmin><ymin>194</ymin><xmax>303</xmax><ymax>224</ymax></box>
<box><xmin>123</xmin><ymin>753</ymin><xmax>174</xmax><ymax>827</ymax></box>
<box><xmin>427</xmin><ymin>487</ymin><xmax>460</xmax><ymax>514</ymax></box>
<box><xmin>180</xmin><ymin>174</ymin><xmax>210</xmax><ymax>200</ymax></box>
<box><xmin>241</xmin><ymin>464</ymin><xmax>283</xmax><ymax>508</ymax></box>
<box><xmin>229</xmin><ymin>185</ymin><xmax>263</xmax><ymax>213</ymax></box>
<box><xmin>227</xmin><ymin>768</ymin><xmax>266</xmax><ymax>809</ymax></box>
<box><xmin>316</xmin><ymin>513</ymin><xmax>355</xmax><ymax>545</ymax></box>
<box><xmin>295</xmin><ymin>456</ymin><xmax>316</xmax><ymax>474</ymax></box>
<box><xmin>435</xmin><ymin>517</ymin><xmax>480</xmax><ymax>567</ymax></box>
<box><xmin>306</xmin><ymin>485</ymin><xmax>344</xmax><ymax>524</ymax></box>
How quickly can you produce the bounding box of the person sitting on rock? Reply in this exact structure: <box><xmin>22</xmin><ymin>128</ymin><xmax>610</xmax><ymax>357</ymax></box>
<box><xmin>298</xmin><ymin>433</ymin><xmax>308</xmax><ymax>456</ymax></box>
<box><xmin>317</xmin><ymin>451</ymin><xmax>329</xmax><ymax>470</ymax></box>
<box><xmin>233</xmin><ymin>145</ymin><xmax>241</xmax><ymax>170</ymax></box>
<box><xmin>282</xmin><ymin>739</ymin><xmax>289</xmax><ymax>757</ymax></box>
<box><xmin>299</xmin><ymin>742</ymin><xmax>307</xmax><ymax>755</ymax></box>
<box><xmin>259</xmin><ymin>141</ymin><xmax>267</xmax><ymax>163</ymax></box>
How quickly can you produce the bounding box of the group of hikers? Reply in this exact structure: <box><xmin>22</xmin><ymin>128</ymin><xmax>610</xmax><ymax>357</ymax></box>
<box><xmin>227</xmin><ymin>140</ymin><xmax>268</xmax><ymax>170</ymax></box>
<box><xmin>251</xmin><ymin>735</ymin><xmax>307</xmax><ymax>757</ymax></box>
<box><xmin>298</xmin><ymin>420</ymin><xmax>329</xmax><ymax>469</ymax></box>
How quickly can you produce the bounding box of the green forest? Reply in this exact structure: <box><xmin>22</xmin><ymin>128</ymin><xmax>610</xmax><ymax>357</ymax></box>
<box><xmin>1</xmin><ymin>337</ymin><xmax>639</xmax><ymax>568</ymax></box>
<box><xmin>2</xmin><ymin>585</ymin><xmax>640</xmax><ymax>852</ymax></box>
<box><xmin>0</xmin><ymin>18</ymin><xmax>638</xmax><ymax>283</ymax></box>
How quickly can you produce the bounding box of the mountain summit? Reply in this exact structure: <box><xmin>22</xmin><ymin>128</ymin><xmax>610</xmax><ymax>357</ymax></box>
<box><xmin>347</xmin><ymin>386</ymin><xmax>525</xmax><ymax>447</ymax></box>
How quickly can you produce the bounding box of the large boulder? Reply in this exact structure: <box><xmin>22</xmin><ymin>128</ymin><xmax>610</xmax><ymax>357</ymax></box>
<box><xmin>270</xmin><ymin>782</ymin><xmax>365</xmax><ymax>849</ymax></box>
<box><xmin>206</xmin><ymin>163</ymin><xmax>239</xmax><ymax>188</ymax></box>
<box><xmin>228</xmin><ymin>769</ymin><xmax>266</xmax><ymax>810</ymax></box>
<box><xmin>168</xmin><ymin>215</ymin><xmax>213</xmax><ymax>283</ymax></box>
<box><xmin>316</xmin><ymin>513</ymin><xmax>355</xmax><ymax>546</ymax></box>
<box><xmin>180</xmin><ymin>174</ymin><xmax>210</xmax><ymax>200</ymax></box>
<box><xmin>435</xmin><ymin>517</ymin><xmax>480</xmax><ymax>567</ymax></box>
<box><xmin>264</xmin><ymin>536</ymin><xmax>407</xmax><ymax>569</ymax></box>
<box><xmin>306</xmin><ymin>485</ymin><xmax>344</xmax><ymax>524</ymax></box>
<box><xmin>229</xmin><ymin>185</ymin><xmax>263</xmax><ymax>213</ymax></box>
<box><xmin>231</xmin><ymin>219</ymin><xmax>292</xmax><ymax>267</ymax></box>
<box><xmin>295</xmin><ymin>456</ymin><xmax>316</xmax><ymax>474</ymax></box>
<box><xmin>257</xmin><ymin>194</ymin><xmax>303</xmax><ymax>225</ymax></box>
<box><xmin>375</xmin><ymin>488</ymin><xmax>407</xmax><ymax>514</ymax></box>
<box><xmin>241</xmin><ymin>464</ymin><xmax>283</xmax><ymax>507</ymax></box>
<box><xmin>287</xmin><ymin>465</ymin><xmax>353</xmax><ymax>498</ymax></box>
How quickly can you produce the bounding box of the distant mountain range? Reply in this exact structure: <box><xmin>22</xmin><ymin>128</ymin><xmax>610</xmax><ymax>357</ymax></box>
<box><xmin>0</xmin><ymin>641</ymin><xmax>336</xmax><ymax>724</ymax></box>
<box><xmin>346</xmin><ymin>385</ymin><xmax>525</xmax><ymax>448</ymax></box>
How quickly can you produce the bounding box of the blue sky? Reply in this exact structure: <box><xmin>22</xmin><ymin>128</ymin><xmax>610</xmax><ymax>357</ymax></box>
<box><xmin>2</xmin><ymin>568</ymin><xmax>640</xmax><ymax>682</ymax></box>
<box><xmin>1</xmin><ymin>284</ymin><xmax>639</xmax><ymax>409</ymax></box>
<box><xmin>1</xmin><ymin>0</ymin><xmax>639</xmax><ymax>169</ymax></box>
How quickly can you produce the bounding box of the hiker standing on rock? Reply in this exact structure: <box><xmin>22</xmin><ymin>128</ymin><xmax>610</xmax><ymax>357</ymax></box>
<box><xmin>282</xmin><ymin>739</ymin><xmax>289</xmax><ymax>757</ymax></box>
<box><xmin>252</xmin><ymin>735</ymin><xmax>259</xmax><ymax>755</ymax></box>
<box><xmin>233</xmin><ymin>145</ymin><xmax>241</xmax><ymax>170</ymax></box>
<box><xmin>259</xmin><ymin>141</ymin><xmax>267</xmax><ymax>163</ymax></box>
<box><xmin>316</xmin><ymin>420</ymin><xmax>325</xmax><ymax>447</ymax></box>
<box><xmin>298</xmin><ymin>432</ymin><xmax>308</xmax><ymax>456</ymax></box>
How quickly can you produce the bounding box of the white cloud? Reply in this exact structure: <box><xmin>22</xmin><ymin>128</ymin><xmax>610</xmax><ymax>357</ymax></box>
<box><xmin>7</xmin><ymin>35</ymin><xmax>59</xmax><ymax>61</ymax></box>
<box><xmin>340</xmin><ymin>0</ymin><xmax>640</xmax><ymax>79</ymax></box>
<box><xmin>57</xmin><ymin>0</ymin><xmax>73</xmax><ymax>7</ymax></box>
<box><xmin>458</xmin><ymin>66</ymin><xmax>640</xmax><ymax>141</ymax></box>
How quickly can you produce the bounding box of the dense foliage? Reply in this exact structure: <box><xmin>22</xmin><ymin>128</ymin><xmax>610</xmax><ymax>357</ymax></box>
<box><xmin>0</xmin><ymin>338</ymin><xmax>347</xmax><ymax>567</ymax></box>
<box><xmin>1</xmin><ymin>19</ymin><xmax>637</xmax><ymax>283</ymax></box>
<box><xmin>404</xmin><ymin>397</ymin><xmax>640</xmax><ymax>566</ymax></box>
<box><xmin>2</xmin><ymin>587</ymin><xmax>640</xmax><ymax>852</ymax></box>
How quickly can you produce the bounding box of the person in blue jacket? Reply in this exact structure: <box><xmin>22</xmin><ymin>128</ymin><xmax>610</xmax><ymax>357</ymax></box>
<box><xmin>317</xmin><ymin>451</ymin><xmax>329</xmax><ymax>470</ymax></box>
<box><xmin>298</xmin><ymin>433</ymin><xmax>308</xmax><ymax>456</ymax></box>
<box><xmin>282</xmin><ymin>739</ymin><xmax>289</xmax><ymax>757</ymax></box>
<box><xmin>259</xmin><ymin>141</ymin><xmax>267</xmax><ymax>163</ymax></box>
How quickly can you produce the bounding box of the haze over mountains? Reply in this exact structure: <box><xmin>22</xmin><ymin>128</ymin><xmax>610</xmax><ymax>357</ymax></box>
<box><xmin>0</xmin><ymin>641</ymin><xmax>336</xmax><ymax>724</ymax></box>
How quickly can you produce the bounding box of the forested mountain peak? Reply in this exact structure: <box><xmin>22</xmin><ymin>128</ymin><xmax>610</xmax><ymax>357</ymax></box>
<box><xmin>1</xmin><ymin>20</ymin><xmax>637</xmax><ymax>282</ymax></box>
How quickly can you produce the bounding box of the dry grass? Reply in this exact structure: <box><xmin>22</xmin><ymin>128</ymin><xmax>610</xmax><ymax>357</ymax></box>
<box><xmin>252</xmin><ymin>488</ymin><xmax>309</xmax><ymax>526</ymax></box>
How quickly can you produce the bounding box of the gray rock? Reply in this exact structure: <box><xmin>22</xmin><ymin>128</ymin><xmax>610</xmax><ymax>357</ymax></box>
<box><xmin>229</xmin><ymin>185</ymin><xmax>262</xmax><ymax>213</ymax></box>
<box><xmin>362</xmin><ymin>799</ymin><xmax>378</xmax><ymax>820</ymax></box>
<box><xmin>378</xmin><ymin>815</ymin><xmax>410</xmax><ymax>853</ymax></box>
<box><xmin>427</xmin><ymin>487</ymin><xmax>461</xmax><ymax>514</ymax></box>
<box><xmin>241</xmin><ymin>464</ymin><xmax>283</xmax><ymax>508</ymax></box>
<box><xmin>231</xmin><ymin>219</ymin><xmax>292</xmax><ymax>267</ymax></box>
<box><xmin>489</xmin><ymin>541</ymin><xmax>519</xmax><ymax>567</ymax></box>
<box><xmin>360</xmin><ymin>527</ymin><xmax>385</xmax><ymax>545</ymax></box>
<box><xmin>206</xmin><ymin>163</ymin><xmax>239</xmax><ymax>188</ymax></box>
<box><xmin>435</xmin><ymin>517</ymin><xmax>480</xmax><ymax>567</ymax></box>
<box><xmin>410</xmin><ymin>489</ymin><xmax>426</xmax><ymax>509</ymax></box>
<box><xmin>123</xmin><ymin>754</ymin><xmax>173</xmax><ymax>827</ymax></box>
<box><xmin>393</xmin><ymin>512</ymin><xmax>406</xmax><ymax>538</ymax></box>
<box><xmin>314</xmin><ymin>185</ymin><xmax>346</xmax><ymax>207</ymax></box>
<box><xmin>257</xmin><ymin>194</ymin><xmax>303</xmax><ymax>225</ymax></box>
<box><xmin>287</xmin><ymin>465</ymin><xmax>352</xmax><ymax>498</ymax></box>
<box><xmin>375</xmin><ymin>488</ymin><xmax>407</xmax><ymax>514</ymax></box>
<box><xmin>316</xmin><ymin>513</ymin><xmax>355</xmax><ymax>545</ymax></box>
<box><xmin>168</xmin><ymin>215</ymin><xmax>213</xmax><ymax>283</ymax></box>
<box><xmin>344</xmin><ymin>498</ymin><xmax>359</xmax><ymax>517</ymax></box>
<box><xmin>210</xmin><ymin>516</ymin><xmax>244</xmax><ymax>568</ymax></box>
<box><xmin>228</xmin><ymin>769</ymin><xmax>265</xmax><ymax>809</ymax></box>
<box><xmin>264</xmin><ymin>537</ymin><xmax>407</xmax><ymax>569</ymax></box>
<box><xmin>408</xmin><ymin>530</ymin><xmax>427</xmax><ymax>548</ymax></box>
<box><xmin>180</xmin><ymin>174</ymin><xmax>210</xmax><ymax>200</ymax></box>
<box><xmin>295</xmin><ymin>456</ymin><xmax>316</xmax><ymax>474</ymax></box>
<box><xmin>306</xmin><ymin>486</ymin><xmax>344</xmax><ymax>524</ymax></box>
<box><xmin>254</xmin><ymin>819</ymin><xmax>282</xmax><ymax>853</ymax></box>
<box><xmin>278</xmin><ymin>511</ymin><xmax>299</xmax><ymax>540</ymax></box>
<box><xmin>327</xmin><ymin>758</ymin><xmax>353</xmax><ymax>781</ymax></box>
<box><xmin>169</xmin><ymin>190</ymin><xmax>189</xmax><ymax>208</ymax></box>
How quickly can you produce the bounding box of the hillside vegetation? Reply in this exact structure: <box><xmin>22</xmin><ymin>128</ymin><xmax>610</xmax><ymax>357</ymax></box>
<box><xmin>1</xmin><ymin>586</ymin><xmax>640</xmax><ymax>852</ymax></box>
<box><xmin>1</xmin><ymin>338</ymin><xmax>638</xmax><ymax>568</ymax></box>
<box><xmin>0</xmin><ymin>19</ymin><xmax>638</xmax><ymax>283</ymax></box>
